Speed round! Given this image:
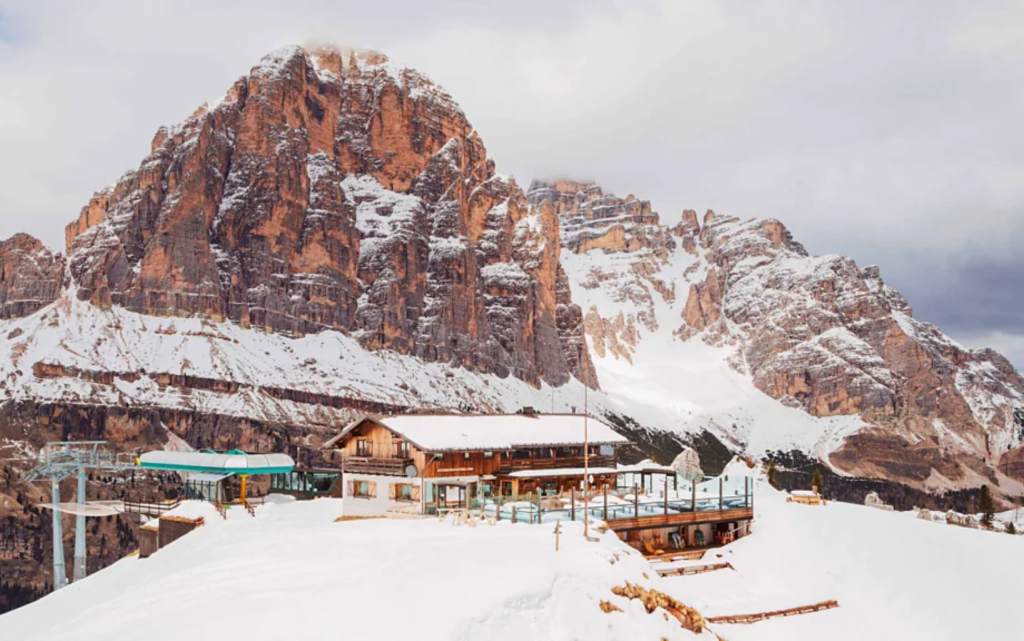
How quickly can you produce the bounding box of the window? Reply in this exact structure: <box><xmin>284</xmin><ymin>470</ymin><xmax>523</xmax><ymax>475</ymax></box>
<box><xmin>556</xmin><ymin>446</ymin><xmax>580</xmax><ymax>458</ymax></box>
<box><xmin>535</xmin><ymin>448</ymin><xmax>553</xmax><ymax>459</ymax></box>
<box><xmin>349</xmin><ymin>480</ymin><xmax>376</xmax><ymax>499</ymax></box>
<box><xmin>393</xmin><ymin>440</ymin><xmax>410</xmax><ymax>458</ymax></box>
<box><xmin>390</xmin><ymin>483</ymin><xmax>418</xmax><ymax>502</ymax></box>
<box><xmin>511</xmin><ymin>449</ymin><xmax>532</xmax><ymax>460</ymax></box>
<box><xmin>356</xmin><ymin>439</ymin><xmax>371</xmax><ymax>457</ymax></box>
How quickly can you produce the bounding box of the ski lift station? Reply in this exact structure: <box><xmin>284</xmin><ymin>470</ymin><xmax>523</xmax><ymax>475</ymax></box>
<box><xmin>138</xmin><ymin>450</ymin><xmax>296</xmax><ymax>504</ymax></box>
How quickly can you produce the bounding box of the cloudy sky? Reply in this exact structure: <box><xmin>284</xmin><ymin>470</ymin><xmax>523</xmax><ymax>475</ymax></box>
<box><xmin>1</xmin><ymin>0</ymin><xmax>1022</xmax><ymax>368</ymax></box>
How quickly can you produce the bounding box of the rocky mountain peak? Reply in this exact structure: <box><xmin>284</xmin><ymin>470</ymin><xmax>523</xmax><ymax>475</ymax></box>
<box><xmin>58</xmin><ymin>44</ymin><xmax>593</xmax><ymax>389</ymax></box>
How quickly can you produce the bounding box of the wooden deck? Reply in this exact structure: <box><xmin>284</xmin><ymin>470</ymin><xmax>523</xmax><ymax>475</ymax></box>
<box><xmin>607</xmin><ymin>506</ymin><xmax>753</xmax><ymax>532</ymax></box>
<box><xmin>706</xmin><ymin>600</ymin><xmax>839</xmax><ymax>624</ymax></box>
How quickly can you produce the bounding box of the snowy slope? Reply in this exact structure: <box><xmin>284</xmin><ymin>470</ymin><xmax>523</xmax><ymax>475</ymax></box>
<box><xmin>659</xmin><ymin>463</ymin><xmax>1024</xmax><ymax>640</ymax></box>
<box><xmin>0</xmin><ymin>499</ymin><xmax>715</xmax><ymax>641</ymax></box>
<box><xmin>0</xmin><ymin>288</ymin><xmax>600</xmax><ymax>433</ymax></box>
<box><xmin>558</xmin><ymin>216</ymin><xmax>867</xmax><ymax>459</ymax></box>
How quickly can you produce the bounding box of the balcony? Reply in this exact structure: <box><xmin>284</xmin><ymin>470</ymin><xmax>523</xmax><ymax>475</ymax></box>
<box><xmin>500</xmin><ymin>454</ymin><xmax>615</xmax><ymax>474</ymax></box>
<box><xmin>340</xmin><ymin>456</ymin><xmax>414</xmax><ymax>476</ymax></box>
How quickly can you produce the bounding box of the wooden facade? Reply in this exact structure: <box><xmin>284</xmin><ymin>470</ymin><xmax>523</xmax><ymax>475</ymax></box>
<box><xmin>329</xmin><ymin>416</ymin><xmax>622</xmax><ymax>496</ymax></box>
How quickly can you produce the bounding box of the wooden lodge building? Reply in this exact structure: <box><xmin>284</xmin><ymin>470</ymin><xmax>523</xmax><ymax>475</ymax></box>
<box><xmin>324</xmin><ymin>412</ymin><xmax>754</xmax><ymax>555</ymax></box>
<box><xmin>324</xmin><ymin>412</ymin><xmax>629</xmax><ymax>515</ymax></box>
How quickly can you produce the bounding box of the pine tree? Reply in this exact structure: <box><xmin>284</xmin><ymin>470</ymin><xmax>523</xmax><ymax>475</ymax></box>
<box><xmin>978</xmin><ymin>484</ymin><xmax>995</xmax><ymax>529</ymax></box>
<box><xmin>766</xmin><ymin>460</ymin><xmax>778</xmax><ymax>489</ymax></box>
<box><xmin>811</xmin><ymin>468</ymin><xmax>823</xmax><ymax>496</ymax></box>
<box><xmin>1007</xmin><ymin>522</ymin><xmax>1017</xmax><ymax>536</ymax></box>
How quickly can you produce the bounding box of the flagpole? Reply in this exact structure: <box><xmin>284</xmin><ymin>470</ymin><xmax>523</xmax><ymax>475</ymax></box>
<box><xmin>582</xmin><ymin>344</ymin><xmax>589</xmax><ymax>539</ymax></box>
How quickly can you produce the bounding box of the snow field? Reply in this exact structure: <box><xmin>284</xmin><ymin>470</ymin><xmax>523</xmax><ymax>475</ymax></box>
<box><xmin>0</xmin><ymin>498</ymin><xmax>714</xmax><ymax>641</ymax></box>
<box><xmin>659</xmin><ymin>462</ymin><xmax>1024</xmax><ymax>640</ymax></box>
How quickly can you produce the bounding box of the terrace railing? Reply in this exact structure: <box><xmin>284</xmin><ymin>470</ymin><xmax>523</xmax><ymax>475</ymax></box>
<box><xmin>478</xmin><ymin>476</ymin><xmax>754</xmax><ymax>528</ymax></box>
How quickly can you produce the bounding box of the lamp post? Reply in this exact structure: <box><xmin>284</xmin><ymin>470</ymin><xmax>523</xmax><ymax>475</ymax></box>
<box><xmin>578</xmin><ymin>342</ymin><xmax>590</xmax><ymax>539</ymax></box>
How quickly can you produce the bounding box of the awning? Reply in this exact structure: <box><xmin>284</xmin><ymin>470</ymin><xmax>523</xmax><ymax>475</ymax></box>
<box><xmin>506</xmin><ymin>466</ymin><xmax>618</xmax><ymax>478</ymax></box>
<box><xmin>617</xmin><ymin>462</ymin><xmax>677</xmax><ymax>474</ymax></box>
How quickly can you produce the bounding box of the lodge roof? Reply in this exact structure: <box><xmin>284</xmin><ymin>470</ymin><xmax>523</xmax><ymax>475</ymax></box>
<box><xmin>325</xmin><ymin>413</ymin><xmax>630</xmax><ymax>453</ymax></box>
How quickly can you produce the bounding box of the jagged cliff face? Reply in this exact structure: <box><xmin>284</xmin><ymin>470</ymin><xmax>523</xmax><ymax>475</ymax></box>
<box><xmin>533</xmin><ymin>181</ymin><xmax>1024</xmax><ymax>491</ymax></box>
<box><xmin>62</xmin><ymin>46</ymin><xmax>592</xmax><ymax>389</ymax></box>
<box><xmin>0</xmin><ymin>235</ymin><xmax>63</xmax><ymax>321</ymax></box>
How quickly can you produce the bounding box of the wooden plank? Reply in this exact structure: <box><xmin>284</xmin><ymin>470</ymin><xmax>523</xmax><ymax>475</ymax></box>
<box><xmin>656</xmin><ymin>562</ymin><xmax>733</xmax><ymax>577</ymax></box>
<box><xmin>706</xmin><ymin>600</ymin><xmax>839</xmax><ymax>624</ymax></box>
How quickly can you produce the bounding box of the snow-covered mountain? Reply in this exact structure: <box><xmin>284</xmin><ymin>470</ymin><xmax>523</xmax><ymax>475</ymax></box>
<box><xmin>3</xmin><ymin>42</ymin><xmax>1024</xmax><ymax>611</ymax></box>
<box><xmin>528</xmin><ymin>180</ymin><xmax>1024</xmax><ymax>492</ymax></box>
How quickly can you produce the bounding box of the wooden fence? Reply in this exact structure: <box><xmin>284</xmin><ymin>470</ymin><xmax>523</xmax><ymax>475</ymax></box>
<box><xmin>706</xmin><ymin>600</ymin><xmax>839</xmax><ymax>624</ymax></box>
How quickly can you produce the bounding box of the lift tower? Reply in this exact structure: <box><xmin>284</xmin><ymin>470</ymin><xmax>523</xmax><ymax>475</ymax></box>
<box><xmin>23</xmin><ymin>441</ymin><xmax>135</xmax><ymax>590</ymax></box>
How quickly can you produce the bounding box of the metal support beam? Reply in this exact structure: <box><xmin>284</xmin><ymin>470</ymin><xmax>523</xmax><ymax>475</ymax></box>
<box><xmin>73</xmin><ymin>465</ymin><xmax>87</xmax><ymax>582</ymax></box>
<box><xmin>51</xmin><ymin>476</ymin><xmax>66</xmax><ymax>591</ymax></box>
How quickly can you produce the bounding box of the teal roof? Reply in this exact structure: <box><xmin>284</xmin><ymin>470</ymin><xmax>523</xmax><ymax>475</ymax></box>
<box><xmin>139</xmin><ymin>450</ymin><xmax>295</xmax><ymax>475</ymax></box>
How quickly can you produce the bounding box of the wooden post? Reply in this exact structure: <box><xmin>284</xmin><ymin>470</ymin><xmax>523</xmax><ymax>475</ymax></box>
<box><xmin>603</xmin><ymin>485</ymin><xmax>608</xmax><ymax>522</ymax></box>
<box><xmin>571</xmin><ymin>488</ymin><xmax>576</xmax><ymax>521</ymax></box>
<box><xmin>240</xmin><ymin>474</ymin><xmax>248</xmax><ymax>506</ymax></box>
<box><xmin>634</xmin><ymin>483</ymin><xmax>639</xmax><ymax>517</ymax></box>
<box><xmin>691</xmin><ymin>480</ymin><xmax>696</xmax><ymax>512</ymax></box>
<box><xmin>718</xmin><ymin>477</ymin><xmax>723</xmax><ymax>512</ymax></box>
<box><xmin>554</xmin><ymin>520</ymin><xmax>562</xmax><ymax>552</ymax></box>
<box><xmin>512</xmin><ymin>504</ymin><xmax>517</xmax><ymax>524</ymax></box>
<box><xmin>664</xmin><ymin>476</ymin><xmax>669</xmax><ymax>515</ymax></box>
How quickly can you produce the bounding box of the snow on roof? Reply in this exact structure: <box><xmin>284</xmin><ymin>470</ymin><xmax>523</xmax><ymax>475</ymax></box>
<box><xmin>330</xmin><ymin>414</ymin><xmax>630</xmax><ymax>452</ymax></box>
<box><xmin>139</xmin><ymin>451</ymin><xmax>294</xmax><ymax>474</ymax></box>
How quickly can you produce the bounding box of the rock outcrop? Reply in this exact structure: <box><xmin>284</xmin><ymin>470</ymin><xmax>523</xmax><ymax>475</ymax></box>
<box><xmin>0</xmin><ymin>235</ymin><xmax>63</xmax><ymax>320</ymax></box>
<box><xmin>679</xmin><ymin>213</ymin><xmax>1024</xmax><ymax>485</ymax></box>
<box><xmin>63</xmin><ymin>46</ymin><xmax>593</xmax><ymax>389</ymax></box>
